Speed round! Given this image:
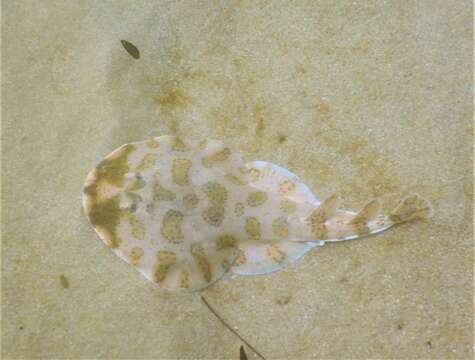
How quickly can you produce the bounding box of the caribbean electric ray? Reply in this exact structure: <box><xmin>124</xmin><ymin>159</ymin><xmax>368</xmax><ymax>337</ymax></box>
<box><xmin>83</xmin><ymin>135</ymin><xmax>432</xmax><ymax>291</ymax></box>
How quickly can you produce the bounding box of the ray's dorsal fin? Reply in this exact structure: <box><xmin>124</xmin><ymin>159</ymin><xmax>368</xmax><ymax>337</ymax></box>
<box><xmin>348</xmin><ymin>199</ymin><xmax>381</xmax><ymax>224</ymax></box>
<box><xmin>307</xmin><ymin>193</ymin><xmax>340</xmax><ymax>224</ymax></box>
<box><xmin>319</xmin><ymin>193</ymin><xmax>340</xmax><ymax>220</ymax></box>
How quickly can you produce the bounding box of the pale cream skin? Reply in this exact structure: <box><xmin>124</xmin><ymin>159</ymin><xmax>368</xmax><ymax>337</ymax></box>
<box><xmin>83</xmin><ymin>135</ymin><xmax>431</xmax><ymax>291</ymax></box>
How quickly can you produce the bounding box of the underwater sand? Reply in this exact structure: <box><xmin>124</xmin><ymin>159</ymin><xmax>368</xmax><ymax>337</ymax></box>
<box><xmin>2</xmin><ymin>1</ymin><xmax>473</xmax><ymax>358</ymax></box>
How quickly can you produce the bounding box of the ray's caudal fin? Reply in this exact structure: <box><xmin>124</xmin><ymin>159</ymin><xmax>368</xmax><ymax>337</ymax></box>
<box><xmin>389</xmin><ymin>193</ymin><xmax>433</xmax><ymax>224</ymax></box>
<box><xmin>306</xmin><ymin>193</ymin><xmax>432</xmax><ymax>242</ymax></box>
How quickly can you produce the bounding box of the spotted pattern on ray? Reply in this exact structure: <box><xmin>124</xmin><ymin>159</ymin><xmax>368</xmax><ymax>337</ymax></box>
<box><xmin>83</xmin><ymin>135</ymin><xmax>432</xmax><ymax>291</ymax></box>
<box><xmin>137</xmin><ymin>153</ymin><xmax>158</xmax><ymax>171</ymax></box>
<box><xmin>245</xmin><ymin>217</ymin><xmax>262</xmax><ymax>241</ymax></box>
<box><xmin>280</xmin><ymin>199</ymin><xmax>296</xmax><ymax>213</ymax></box>
<box><xmin>247</xmin><ymin>191</ymin><xmax>268</xmax><ymax>207</ymax></box>
<box><xmin>190</xmin><ymin>243</ymin><xmax>212</xmax><ymax>282</ymax></box>
<box><xmin>155</xmin><ymin>251</ymin><xmax>177</xmax><ymax>282</ymax></box>
<box><xmin>172</xmin><ymin>158</ymin><xmax>192</xmax><ymax>186</ymax></box>
<box><xmin>183</xmin><ymin>193</ymin><xmax>199</xmax><ymax>209</ymax></box>
<box><xmin>234</xmin><ymin>202</ymin><xmax>245</xmax><ymax>217</ymax></box>
<box><xmin>153</xmin><ymin>181</ymin><xmax>176</xmax><ymax>201</ymax></box>
<box><xmin>202</xmin><ymin>147</ymin><xmax>231</xmax><ymax>167</ymax></box>
<box><xmin>161</xmin><ymin>209</ymin><xmax>185</xmax><ymax>243</ymax></box>
<box><xmin>130</xmin><ymin>247</ymin><xmax>144</xmax><ymax>265</ymax></box>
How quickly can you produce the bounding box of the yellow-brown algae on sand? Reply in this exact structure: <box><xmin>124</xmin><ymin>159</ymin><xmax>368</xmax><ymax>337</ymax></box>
<box><xmin>82</xmin><ymin>135</ymin><xmax>432</xmax><ymax>291</ymax></box>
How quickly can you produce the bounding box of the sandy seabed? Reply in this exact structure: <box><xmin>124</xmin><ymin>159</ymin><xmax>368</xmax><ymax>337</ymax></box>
<box><xmin>2</xmin><ymin>1</ymin><xmax>473</xmax><ymax>359</ymax></box>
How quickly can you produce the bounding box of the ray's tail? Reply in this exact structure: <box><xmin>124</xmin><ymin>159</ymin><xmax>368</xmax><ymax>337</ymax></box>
<box><xmin>304</xmin><ymin>193</ymin><xmax>432</xmax><ymax>243</ymax></box>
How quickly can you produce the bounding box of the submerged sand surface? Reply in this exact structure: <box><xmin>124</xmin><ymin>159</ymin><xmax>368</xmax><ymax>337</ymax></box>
<box><xmin>2</xmin><ymin>1</ymin><xmax>473</xmax><ymax>358</ymax></box>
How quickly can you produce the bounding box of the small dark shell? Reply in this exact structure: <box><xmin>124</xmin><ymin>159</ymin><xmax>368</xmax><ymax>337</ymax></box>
<box><xmin>121</xmin><ymin>40</ymin><xmax>140</xmax><ymax>59</ymax></box>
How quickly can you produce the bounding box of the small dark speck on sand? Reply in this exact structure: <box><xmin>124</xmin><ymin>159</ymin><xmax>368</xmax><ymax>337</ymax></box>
<box><xmin>275</xmin><ymin>294</ymin><xmax>292</xmax><ymax>305</ymax></box>
<box><xmin>19</xmin><ymin>326</ymin><xmax>24</xmax><ymax>330</ymax></box>
<box><xmin>59</xmin><ymin>274</ymin><xmax>69</xmax><ymax>289</ymax></box>
<box><xmin>277</xmin><ymin>133</ymin><xmax>287</xmax><ymax>143</ymax></box>
<box><xmin>426</xmin><ymin>340</ymin><xmax>432</xmax><ymax>348</ymax></box>
<box><xmin>121</xmin><ymin>40</ymin><xmax>140</xmax><ymax>59</ymax></box>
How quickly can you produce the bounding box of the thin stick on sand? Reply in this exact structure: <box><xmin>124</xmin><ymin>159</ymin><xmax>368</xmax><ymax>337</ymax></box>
<box><xmin>201</xmin><ymin>295</ymin><xmax>266</xmax><ymax>360</ymax></box>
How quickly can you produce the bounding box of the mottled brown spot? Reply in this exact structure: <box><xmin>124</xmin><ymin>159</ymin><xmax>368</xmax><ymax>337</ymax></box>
<box><xmin>352</xmin><ymin>223</ymin><xmax>370</xmax><ymax>236</ymax></box>
<box><xmin>272</xmin><ymin>217</ymin><xmax>290</xmax><ymax>239</ymax></box>
<box><xmin>190</xmin><ymin>243</ymin><xmax>212</xmax><ymax>282</ymax></box>
<box><xmin>95</xmin><ymin>144</ymin><xmax>135</xmax><ymax>188</ymax></box>
<box><xmin>198</xmin><ymin>140</ymin><xmax>208</xmax><ymax>150</ymax></box>
<box><xmin>234</xmin><ymin>249</ymin><xmax>247</xmax><ymax>266</ymax></box>
<box><xmin>224</xmin><ymin>173</ymin><xmax>246</xmax><ymax>185</ymax></box>
<box><xmin>249</xmin><ymin>168</ymin><xmax>261</xmax><ymax>182</ymax></box>
<box><xmin>155</xmin><ymin>90</ymin><xmax>191</xmax><ymax>122</ymax></box>
<box><xmin>307</xmin><ymin>208</ymin><xmax>326</xmax><ymax>225</ymax></box>
<box><xmin>267</xmin><ymin>245</ymin><xmax>286</xmax><ymax>263</ymax></box>
<box><xmin>245</xmin><ymin>217</ymin><xmax>261</xmax><ymax>241</ymax></box>
<box><xmin>183</xmin><ymin>193</ymin><xmax>199</xmax><ymax>209</ymax></box>
<box><xmin>216</xmin><ymin>234</ymin><xmax>238</xmax><ymax>250</ymax></box>
<box><xmin>130</xmin><ymin>247</ymin><xmax>144</xmax><ymax>265</ymax></box>
<box><xmin>180</xmin><ymin>270</ymin><xmax>190</xmax><ymax>288</ymax></box>
<box><xmin>221</xmin><ymin>259</ymin><xmax>232</xmax><ymax>270</ymax></box>
<box><xmin>247</xmin><ymin>191</ymin><xmax>268</xmax><ymax>207</ymax></box>
<box><xmin>127</xmin><ymin>214</ymin><xmax>145</xmax><ymax>240</ymax></box>
<box><xmin>146</xmin><ymin>203</ymin><xmax>155</xmax><ymax>215</ymax></box>
<box><xmin>88</xmin><ymin>195</ymin><xmax>122</xmax><ymax>248</ymax></box>
<box><xmin>127</xmin><ymin>175</ymin><xmax>146</xmax><ymax>191</ymax></box>
<box><xmin>277</xmin><ymin>133</ymin><xmax>287</xmax><ymax>143</ymax></box>
<box><xmin>161</xmin><ymin>210</ymin><xmax>184</xmax><ymax>243</ymax></box>
<box><xmin>171</xmin><ymin>137</ymin><xmax>189</xmax><ymax>152</ymax></box>
<box><xmin>59</xmin><ymin>274</ymin><xmax>69</xmax><ymax>289</ymax></box>
<box><xmin>146</xmin><ymin>139</ymin><xmax>160</xmax><ymax>148</ymax></box>
<box><xmin>318</xmin><ymin>102</ymin><xmax>330</xmax><ymax>114</ymax></box>
<box><xmin>202</xmin><ymin>206</ymin><xmax>225</xmax><ymax>227</ymax></box>
<box><xmin>202</xmin><ymin>181</ymin><xmax>228</xmax><ymax>206</ymax></box>
<box><xmin>234</xmin><ymin>202</ymin><xmax>245</xmax><ymax>217</ymax></box>
<box><xmin>275</xmin><ymin>294</ymin><xmax>292</xmax><ymax>305</ymax></box>
<box><xmin>172</xmin><ymin>158</ymin><xmax>192</xmax><ymax>186</ymax></box>
<box><xmin>307</xmin><ymin>194</ymin><xmax>340</xmax><ymax>224</ymax></box>
<box><xmin>155</xmin><ymin>251</ymin><xmax>177</xmax><ymax>282</ymax></box>
<box><xmin>136</xmin><ymin>154</ymin><xmax>158</xmax><ymax>172</ymax></box>
<box><xmin>202</xmin><ymin>147</ymin><xmax>231</xmax><ymax>167</ymax></box>
<box><xmin>279</xmin><ymin>180</ymin><xmax>296</xmax><ymax>194</ymax></box>
<box><xmin>153</xmin><ymin>182</ymin><xmax>176</xmax><ymax>201</ymax></box>
<box><xmin>280</xmin><ymin>199</ymin><xmax>296</xmax><ymax>213</ymax></box>
<box><xmin>310</xmin><ymin>222</ymin><xmax>327</xmax><ymax>239</ymax></box>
